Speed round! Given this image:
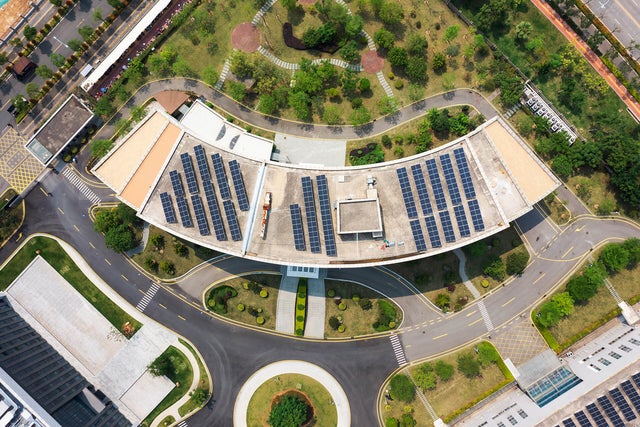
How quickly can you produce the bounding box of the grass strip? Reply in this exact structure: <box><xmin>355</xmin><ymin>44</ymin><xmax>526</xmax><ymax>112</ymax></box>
<box><xmin>295</xmin><ymin>278</ymin><xmax>308</xmax><ymax>336</ymax></box>
<box><xmin>178</xmin><ymin>338</ymin><xmax>210</xmax><ymax>417</ymax></box>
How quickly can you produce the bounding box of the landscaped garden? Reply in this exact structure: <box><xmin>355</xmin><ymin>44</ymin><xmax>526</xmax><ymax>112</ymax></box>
<box><xmin>533</xmin><ymin>238</ymin><xmax>640</xmax><ymax>351</ymax></box>
<box><xmin>324</xmin><ymin>279</ymin><xmax>401</xmax><ymax>337</ymax></box>
<box><xmin>246</xmin><ymin>373</ymin><xmax>337</xmax><ymax>427</ymax></box>
<box><xmin>0</xmin><ymin>189</ymin><xmax>23</xmax><ymax>243</ymax></box>
<box><xmin>0</xmin><ymin>235</ymin><xmax>141</xmax><ymax>337</ymax></box>
<box><xmin>205</xmin><ymin>274</ymin><xmax>280</xmax><ymax>329</ymax></box>
<box><xmin>382</xmin><ymin>341</ymin><xmax>512</xmax><ymax>425</ymax></box>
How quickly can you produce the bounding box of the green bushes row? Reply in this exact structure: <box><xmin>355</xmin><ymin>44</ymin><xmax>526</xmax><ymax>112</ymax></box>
<box><xmin>295</xmin><ymin>278</ymin><xmax>307</xmax><ymax>336</ymax></box>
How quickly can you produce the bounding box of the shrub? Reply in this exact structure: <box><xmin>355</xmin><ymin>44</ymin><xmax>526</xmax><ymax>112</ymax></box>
<box><xmin>338</xmin><ymin>302</ymin><xmax>347</xmax><ymax>311</ymax></box>
<box><xmin>506</xmin><ymin>251</ymin><xmax>529</xmax><ymax>275</ymax></box>
<box><xmin>359</xmin><ymin>298</ymin><xmax>373</xmax><ymax>310</ymax></box>
<box><xmin>389</xmin><ymin>374</ymin><xmax>415</xmax><ymax>402</ymax></box>
<box><xmin>149</xmin><ymin>233</ymin><xmax>164</xmax><ymax>249</ymax></box>
<box><xmin>599</xmin><ymin>243</ymin><xmax>630</xmax><ymax>273</ymax></box>
<box><xmin>477</xmin><ymin>341</ymin><xmax>500</xmax><ymax>366</ymax></box>
<box><xmin>207</xmin><ymin>286</ymin><xmax>238</xmax><ymax>314</ymax></box>
<box><xmin>268</xmin><ymin>395</ymin><xmax>307</xmax><ymax>427</ymax></box>
<box><xmin>481</xmin><ymin>279</ymin><xmax>489</xmax><ymax>288</ymax></box>
<box><xmin>400</xmin><ymin>413</ymin><xmax>417</xmax><ymax>427</ymax></box>
<box><xmin>385</xmin><ymin>418</ymin><xmax>399</xmax><ymax>427</ymax></box>
<box><xmin>243</xmin><ymin>282</ymin><xmax>250</xmax><ymax>290</ymax></box>
<box><xmin>296</xmin><ymin>315</ymin><xmax>304</xmax><ymax>322</ymax></box>
<box><xmin>483</xmin><ymin>257</ymin><xmax>506</xmax><ymax>281</ymax></box>
<box><xmin>381</xmin><ymin>134</ymin><xmax>392</xmax><ymax>148</ymax></box>
<box><xmin>260</xmin><ymin>289</ymin><xmax>268</xmax><ymax>298</ymax></box>
<box><xmin>414</xmin><ymin>362</ymin><xmax>436</xmax><ymax>391</ymax></box>
<box><xmin>337</xmin><ymin>325</ymin><xmax>345</xmax><ymax>333</ymax></box>
<box><xmin>351</xmin><ymin>294</ymin><xmax>360</xmax><ymax>302</ymax></box>
<box><xmin>435</xmin><ymin>293</ymin><xmax>450</xmax><ymax>311</ymax></box>
<box><xmin>374</xmin><ymin>300</ymin><xmax>398</xmax><ymax>331</ymax></box>
<box><xmin>327</xmin><ymin>289</ymin><xmax>335</xmax><ymax>297</ymax></box>
<box><xmin>256</xmin><ymin>316</ymin><xmax>265</xmax><ymax>325</ymax></box>
<box><xmin>434</xmin><ymin>360</ymin><xmax>454</xmax><ymax>381</ymax></box>
<box><xmin>173</xmin><ymin>241</ymin><xmax>188</xmax><ymax>256</ymax></box>
<box><xmin>394</xmin><ymin>79</ymin><xmax>404</xmax><ymax>89</ymax></box>
<box><xmin>457</xmin><ymin>352</ymin><xmax>481</xmax><ymax>378</ymax></box>
<box><xmin>297</xmin><ymin>303</ymin><xmax>305</xmax><ymax>310</ymax></box>
<box><xmin>295</xmin><ymin>328</ymin><xmax>304</xmax><ymax>335</ymax></box>
<box><xmin>329</xmin><ymin>316</ymin><xmax>340</xmax><ymax>330</ymax></box>
<box><xmin>237</xmin><ymin>303</ymin><xmax>245</xmax><ymax>311</ymax></box>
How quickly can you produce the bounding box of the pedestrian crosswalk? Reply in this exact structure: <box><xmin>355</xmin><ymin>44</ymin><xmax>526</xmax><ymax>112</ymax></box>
<box><xmin>62</xmin><ymin>167</ymin><xmax>101</xmax><ymax>205</ymax></box>
<box><xmin>136</xmin><ymin>283</ymin><xmax>160</xmax><ymax>312</ymax></box>
<box><xmin>477</xmin><ymin>301</ymin><xmax>495</xmax><ymax>332</ymax></box>
<box><xmin>177</xmin><ymin>421</ymin><xmax>188</xmax><ymax>427</ymax></box>
<box><xmin>389</xmin><ymin>333</ymin><xmax>407</xmax><ymax>366</ymax></box>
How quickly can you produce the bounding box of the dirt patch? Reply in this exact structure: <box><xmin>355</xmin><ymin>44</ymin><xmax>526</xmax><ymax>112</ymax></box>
<box><xmin>361</xmin><ymin>50</ymin><xmax>384</xmax><ymax>74</ymax></box>
<box><xmin>297</xmin><ymin>0</ymin><xmax>316</xmax><ymax>5</ymax></box>
<box><xmin>232</xmin><ymin>22</ymin><xmax>261</xmax><ymax>52</ymax></box>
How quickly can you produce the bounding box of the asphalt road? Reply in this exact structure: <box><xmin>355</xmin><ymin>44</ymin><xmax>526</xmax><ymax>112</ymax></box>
<box><xmin>585</xmin><ymin>0</ymin><xmax>640</xmax><ymax>60</ymax></box>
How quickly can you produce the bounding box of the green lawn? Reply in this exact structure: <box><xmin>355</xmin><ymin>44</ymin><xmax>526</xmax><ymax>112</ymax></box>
<box><xmin>246</xmin><ymin>374</ymin><xmax>337</xmax><ymax>427</ymax></box>
<box><xmin>0</xmin><ymin>236</ymin><xmax>142</xmax><ymax>336</ymax></box>
<box><xmin>178</xmin><ymin>338</ymin><xmax>210</xmax><ymax>416</ymax></box>
<box><xmin>0</xmin><ymin>189</ymin><xmax>22</xmax><ymax>243</ymax></box>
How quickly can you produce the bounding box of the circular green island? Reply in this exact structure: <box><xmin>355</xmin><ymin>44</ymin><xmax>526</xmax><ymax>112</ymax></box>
<box><xmin>246</xmin><ymin>374</ymin><xmax>337</xmax><ymax>427</ymax></box>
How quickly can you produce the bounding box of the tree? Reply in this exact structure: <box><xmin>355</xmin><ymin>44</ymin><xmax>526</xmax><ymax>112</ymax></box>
<box><xmin>202</xmin><ymin>65</ymin><xmax>219</xmax><ymax>87</ymax></box>
<box><xmin>49</xmin><ymin>0</ymin><xmax>62</xmax><ymax>6</ymax></box>
<box><xmin>322</xmin><ymin>104</ymin><xmax>342</xmax><ymax>125</ymax></box>
<box><xmin>506</xmin><ymin>251</ymin><xmax>529</xmax><ymax>275</ymax></box>
<box><xmin>0</xmin><ymin>52</ymin><xmax>8</xmax><ymax>66</ymax></box>
<box><xmin>406</xmin><ymin>56</ymin><xmax>427</xmax><ymax>83</ymax></box>
<box><xmin>414</xmin><ymin>362</ymin><xmax>436</xmax><ymax>391</ymax></box>
<box><xmin>105</xmin><ymin>224</ymin><xmax>135</xmax><ymax>252</ymax></box>
<box><xmin>91</xmin><ymin>139</ymin><xmax>113</xmax><ymax>159</ymax></box>
<box><xmin>379</xmin><ymin>2</ymin><xmax>404</xmax><ymax>27</ymax></box>
<box><xmin>483</xmin><ymin>257</ymin><xmax>506</xmax><ymax>281</ymax></box>
<box><xmin>349</xmin><ymin>106</ymin><xmax>371</xmax><ymax>126</ymax></box>
<box><xmin>435</xmin><ymin>293</ymin><xmax>450</xmax><ymax>311</ymax></box>
<box><xmin>539</xmin><ymin>292</ymin><xmax>574</xmax><ymax>328</ymax></box>
<box><xmin>600</xmin><ymin>243</ymin><xmax>630</xmax><ymax>273</ymax></box>
<box><xmin>477</xmin><ymin>341</ymin><xmax>500</xmax><ymax>366</ymax></box>
<box><xmin>78</xmin><ymin>25</ymin><xmax>94</xmax><ymax>42</ymax></box>
<box><xmin>374</xmin><ymin>28</ymin><xmax>395</xmax><ymax>50</ymax></box>
<box><xmin>189</xmin><ymin>388</ymin><xmax>209</xmax><ymax>406</ymax></box>
<box><xmin>345</xmin><ymin>15</ymin><xmax>364</xmax><ymax>38</ymax></box>
<box><xmin>148</xmin><ymin>53</ymin><xmax>173</xmax><ymax>77</ymax></box>
<box><xmin>148</xmin><ymin>353</ymin><xmax>171</xmax><ymax>377</ymax></box>
<box><xmin>289</xmin><ymin>91</ymin><xmax>311</xmax><ymax>121</ymax></box>
<box><xmin>258</xmin><ymin>94</ymin><xmax>277</xmax><ymax>115</ymax></box>
<box><xmin>457</xmin><ymin>353</ymin><xmax>481</xmax><ymax>378</ymax></box>
<box><xmin>400</xmin><ymin>413</ymin><xmax>416</xmax><ymax>427</ymax></box>
<box><xmin>94</xmin><ymin>209</ymin><xmax>120</xmax><ymax>233</ymax></box>
<box><xmin>552</xmin><ymin>155</ymin><xmax>574</xmax><ymax>178</ymax></box>
<box><xmin>268</xmin><ymin>395</ymin><xmax>308</xmax><ymax>427</ymax></box>
<box><xmin>67</xmin><ymin>38</ymin><xmax>83</xmax><ymax>52</ymax></box>
<box><xmin>160</xmin><ymin>260</ymin><xmax>175</xmax><ymax>275</ymax></box>
<box><xmin>93</xmin><ymin>10</ymin><xmax>103</xmax><ymax>22</ymax></box>
<box><xmin>149</xmin><ymin>233</ymin><xmax>164</xmax><ymax>250</ymax></box>
<box><xmin>566</xmin><ymin>275</ymin><xmax>598</xmax><ymax>302</ymax></box>
<box><xmin>449</xmin><ymin>113</ymin><xmax>469</xmax><ymax>136</ymax></box>
<box><xmin>432</xmin><ymin>52</ymin><xmax>446</xmax><ymax>72</ymax></box>
<box><xmin>388</xmin><ymin>47</ymin><xmax>408</xmax><ymax>68</ymax></box>
<box><xmin>94</xmin><ymin>97</ymin><xmax>114</xmax><ymax>118</ymax></box>
<box><xmin>281</xmin><ymin>0</ymin><xmax>298</xmax><ymax>10</ymax></box>
<box><xmin>23</xmin><ymin>25</ymin><xmax>37</xmax><ymax>41</ymax></box>
<box><xmin>10</xmin><ymin>37</ymin><xmax>23</xmax><ymax>48</ymax></box>
<box><xmin>339</xmin><ymin>40</ymin><xmax>360</xmax><ymax>63</ymax></box>
<box><xmin>116</xmin><ymin>203</ymin><xmax>140</xmax><ymax>226</ymax></box>
<box><xmin>466</xmin><ymin>240</ymin><xmax>487</xmax><ymax>257</ymax></box>
<box><xmin>378</xmin><ymin>96</ymin><xmax>398</xmax><ymax>115</ymax></box>
<box><xmin>389</xmin><ymin>374</ymin><xmax>415</xmax><ymax>402</ymax></box>
<box><xmin>227</xmin><ymin>81</ymin><xmax>247</xmax><ymax>102</ymax></box>
<box><xmin>406</xmin><ymin>33</ymin><xmax>427</xmax><ymax>56</ymax></box>
<box><xmin>25</xmin><ymin>82</ymin><xmax>40</xmax><ymax>99</ymax></box>
<box><xmin>434</xmin><ymin>361</ymin><xmax>454</xmax><ymax>381</ymax></box>
<box><xmin>50</xmin><ymin>52</ymin><xmax>66</xmax><ymax>68</ymax></box>
<box><xmin>35</xmin><ymin>65</ymin><xmax>53</xmax><ymax>80</ymax></box>
<box><xmin>443</xmin><ymin>25</ymin><xmax>460</xmax><ymax>43</ymax></box>
<box><xmin>515</xmin><ymin>21</ymin><xmax>532</xmax><ymax>41</ymax></box>
<box><xmin>622</xmin><ymin>238</ymin><xmax>640</xmax><ymax>268</ymax></box>
<box><xmin>107</xmin><ymin>0</ymin><xmax>124</xmax><ymax>9</ymax></box>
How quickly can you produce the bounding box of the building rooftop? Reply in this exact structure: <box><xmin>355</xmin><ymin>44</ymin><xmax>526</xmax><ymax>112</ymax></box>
<box><xmin>94</xmin><ymin>105</ymin><xmax>560</xmax><ymax>268</ymax></box>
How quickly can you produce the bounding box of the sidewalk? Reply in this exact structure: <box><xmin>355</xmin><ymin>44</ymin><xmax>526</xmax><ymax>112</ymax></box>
<box><xmin>275</xmin><ymin>275</ymin><xmax>298</xmax><ymax>334</ymax></box>
<box><xmin>304</xmin><ymin>278</ymin><xmax>325</xmax><ymax>339</ymax></box>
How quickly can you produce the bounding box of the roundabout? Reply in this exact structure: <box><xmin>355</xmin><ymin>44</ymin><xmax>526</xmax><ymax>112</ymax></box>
<box><xmin>234</xmin><ymin>360</ymin><xmax>351</xmax><ymax>427</ymax></box>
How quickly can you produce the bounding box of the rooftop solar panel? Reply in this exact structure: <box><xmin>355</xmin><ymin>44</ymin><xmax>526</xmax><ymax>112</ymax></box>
<box><xmin>228</xmin><ymin>160</ymin><xmax>250</xmax><ymax>211</ymax></box>
<box><xmin>453</xmin><ymin>205</ymin><xmax>471</xmax><ymax>237</ymax></box>
<box><xmin>176</xmin><ymin>197</ymin><xmax>193</xmax><ymax>228</ymax></box>
<box><xmin>597</xmin><ymin>395</ymin><xmax>624</xmax><ymax>427</ymax></box>
<box><xmin>191</xmin><ymin>195</ymin><xmax>210</xmax><ymax>236</ymax></box>
<box><xmin>563</xmin><ymin>419</ymin><xmax>577</xmax><ymax>427</ymax></box>
<box><xmin>411</xmin><ymin>164</ymin><xmax>434</xmax><ymax>216</ymax></box>
<box><xmin>202</xmin><ymin>180</ymin><xmax>227</xmax><ymax>241</ymax></box>
<box><xmin>160</xmin><ymin>192</ymin><xmax>177</xmax><ymax>224</ymax></box>
<box><xmin>223</xmin><ymin>199</ymin><xmax>242</xmax><ymax>241</ymax></box>
<box><xmin>621</xmin><ymin>381</ymin><xmax>640</xmax><ymax>415</ymax></box>
<box><xmin>302</xmin><ymin>177</ymin><xmax>321</xmax><ymax>254</ymax></box>
<box><xmin>211</xmin><ymin>153</ymin><xmax>231</xmax><ymax>200</ymax></box>
<box><xmin>169</xmin><ymin>170</ymin><xmax>185</xmax><ymax>197</ymax></box>
<box><xmin>439</xmin><ymin>210</ymin><xmax>456</xmax><ymax>243</ymax></box>
<box><xmin>585</xmin><ymin>403</ymin><xmax>608</xmax><ymax>427</ymax></box>
<box><xmin>440</xmin><ymin>153</ymin><xmax>462</xmax><ymax>206</ymax></box>
<box><xmin>290</xmin><ymin>204</ymin><xmax>306</xmax><ymax>251</ymax></box>
<box><xmin>409</xmin><ymin>219</ymin><xmax>427</xmax><ymax>252</ymax></box>
<box><xmin>194</xmin><ymin>145</ymin><xmax>211</xmax><ymax>182</ymax></box>
<box><xmin>454</xmin><ymin>148</ymin><xmax>477</xmax><ymax>200</ymax></box>
<box><xmin>396</xmin><ymin>167</ymin><xmax>418</xmax><ymax>219</ymax></box>
<box><xmin>574</xmin><ymin>411</ymin><xmax>593</xmax><ymax>427</ymax></box>
<box><xmin>468</xmin><ymin>199</ymin><xmax>485</xmax><ymax>232</ymax></box>
<box><xmin>424</xmin><ymin>215</ymin><xmax>442</xmax><ymax>248</ymax></box>
<box><xmin>633</xmin><ymin>372</ymin><xmax>640</xmax><ymax>387</ymax></box>
<box><xmin>609</xmin><ymin>388</ymin><xmax>636</xmax><ymax>421</ymax></box>
<box><xmin>426</xmin><ymin>159</ymin><xmax>447</xmax><ymax>211</ymax></box>
<box><xmin>316</xmin><ymin>175</ymin><xmax>337</xmax><ymax>256</ymax></box>
<box><xmin>180</xmin><ymin>153</ymin><xmax>199</xmax><ymax>194</ymax></box>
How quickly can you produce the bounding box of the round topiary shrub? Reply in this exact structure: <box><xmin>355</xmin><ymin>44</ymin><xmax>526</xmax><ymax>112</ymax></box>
<box><xmin>394</xmin><ymin>79</ymin><xmax>404</xmax><ymax>89</ymax></box>
<box><xmin>208</xmin><ymin>299</ymin><xmax>215</xmax><ymax>308</ymax></box>
<box><xmin>337</xmin><ymin>325</ymin><xmax>345</xmax><ymax>333</ymax></box>
<box><xmin>295</xmin><ymin>328</ymin><xmax>304</xmax><ymax>336</ymax></box>
<box><xmin>257</xmin><ymin>307</ymin><xmax>263</xmax><ymax>313</ymax></box>
<box><xmin>298</xmin><ymin>292</ymin><xmax>306</xmax><ymax>299</ymax></box>
<box><xmin>388</xmin><ymin>71</ymin><xmax>395</xmax><ymax>80</ymax></box>
<box><xmin>481</xmin><ymin>279</ymin><xmax>489</xmax><ymax>288</ymax></box>
<box><xmin>297</xmin><ymin>303</ymin><xmax>305</xmax><ymax>310</ymax></box>
<box><xmin>243</xmin><ymin>282</ymin><xmax>249</xmax><ymax>290</ymax></box>
<box><xmin>256</xmin><ymin>316</ymin><xmax>265</xmax><ymax>325</ymax></box>
<box><xmin>389</xmin><ymin>321</ymin><xmax>397</xmax><ymax>329</ymax></box>
<box><xmin>260</xmin><ymin>289</ymin><xmax>268</xmax><ymax>298</ymax></box>
<box><xmin>327</xmin><ymin>289</ymin><xmax>335</xmax><ymax>297</ymax></box>
<box><xmin>297</xmin><ymin>315</ymin><xmax>304</xmax><ymax>322</ymax></box>
<box><xmin>338</xmin><ymin>302</ymin><xmax>347</xmax><ymax>311</ymax></box>
<box><xmin>351</xmin><ymin>294</ymin><xmax>360</xmax><ymax>302</ymax></box>
<box><xmin>237</xmin><ymin>303</ymin><xmax>245</xmax><ymax>311</ymax></box>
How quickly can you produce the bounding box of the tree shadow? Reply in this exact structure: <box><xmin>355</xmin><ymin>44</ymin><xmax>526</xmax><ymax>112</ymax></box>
<box><xmin>38</xmin><ymin>40</ymin><xmax>52</xmax><ymax>55</ymax></box>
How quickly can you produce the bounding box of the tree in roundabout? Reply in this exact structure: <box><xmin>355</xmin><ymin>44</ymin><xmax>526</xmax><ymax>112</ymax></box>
<box><xmin>267</xmin><ymin>395</ymin><xmax>309</xmax><ymax>427</ymax></box>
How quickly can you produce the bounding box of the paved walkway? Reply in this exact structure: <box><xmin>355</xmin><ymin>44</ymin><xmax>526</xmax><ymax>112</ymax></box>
<box><xmin>305</xmin><ymin>278</ymin><xmax>325</xmax><ymax>339</ymax></box>
<box><xmin>454</xmin><ymin>249</ymin><xmax>494</xmax><ymax>333</ymax></box>
<box><xmin>233</xmin><ymin>360</ymin><xmax>351</xmax><ymax>427</ymax></box>
<box><xmin>275</xmin><ymin>275</ymin><xmax>298</xmax><ymax>334</ymax></box>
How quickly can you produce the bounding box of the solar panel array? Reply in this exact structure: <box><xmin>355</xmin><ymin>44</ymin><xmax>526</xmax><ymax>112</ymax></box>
<box><xmin>191</xmin><ymin>195</ymin><xmax>210</xmax><ymax>236</ymax></box>
<box><xmin>410</xmin><ymin>219</ymin><xmax>427</xmax><ymax>251</ymax></box>
<box><xmin>411</xmin><ymin>164</ymin><xmax>434</xmax><ymax>216</ymax></box>
<box><xmin>316</xmin><ymin>175</ymin><xmax>337</xmax><ymax>256</ymax></box>
<box><xmin>597</xmin><ymin>396</ymin><xmax>624</xmax><ymax>427</ymax></box>
<box><xmin>426</xmin><ymin>159</ymin><xmax>448</xmax><ymax>211</ymax></box>
<box><xmin>180</xmin><ymin>153</ymin><xmax>199</xmax><ymax>194</ymax></box>
<box><xmin>211</xmin><ymin>153</ymin><xmax>231</xmax><ymax>200</ymax></box>
<box><xmin>621</xmin><ymin>381</ymin><xmax>640</xmax><ymax>414</ymax></box>
<box><xmin>160</xmin><ymin>192</ymin><xmax>177</xmax><ymax>224</ymax></box>
<box><xmin>453</xmin><ymin>205</ymin><xmax>471</xmax><ymax>237</ymax></box>
<box><xmin>290</xmin><ymin>204</ymin><xmax>306</xmax><ymax>251</ymax></box>
<box><xmin>562</xmin><ymin>419</ymin><xmax>577</xmax><ymax>427</ymax></box>
<box><xmin>453</xmin><ymin>148</ymin><xmax>476</xmax><ymax>199</ymax></box>
<box><xmin>468</xmin><ymin>199</ymin><xmax>485</xmax><ymax>231</ymax></box>
<box><xmin>229</xmin><ymin>160</ymin><xmax>249</xmax><ymax>211</ymax></box>
<box><xmin>170</xmin><ymin>170</ymin><xmax>185</xmax><ymax>197</ymax></box>
<box><xmin>439</xmin><ymin>211</ymin><xmax>456</xmax><ymax>243</ymax></box>
<box><xmin>585</xmin><ymin>403</ymin><xmax>607</xmax><ymax>427</ymax></box>
<box><xmin>223</xmin><ymin>199</ymin><xmax>242</xmax><ymax>241</ymax></box>
<box><xmin>194</xmin><ymin>145</ymin><xmax>211</xmax><ymax>181</ymax></box>
<box><xmin>424</xmin><ymin>215</ymin><xmax>442</xmax><ymax>248</ymax></box>
<box><xmin>574</xmin><ymin>411</ymin><xmax>593</xmax><ymax>427</ymax></box>
<box><xmin>397</xmin><ymin>168</ymin><xmax>418</xmax><ymax>218</ymax></box>
<box><xmin>609</xmin><ymin>388</ymin><xmax>636</xmax><ymax>421</ymax></box>
<box><xmin>440</xmin><ymin>154</ymin><xmax>462</xmax><ymax>206</ymax></box>
<box><xmin>302</xmin><ymin>177</ymin><xmax>321</xmax><ymax>254</ymax></box>
<box><xmin>176</xmin><ymin>197</ymin><xmax>193</xmax><ymax>228</ymax></box>
<box><xmin>203</xmin><ymin>180</ymin><xmax>227</xmax><ymax>241</ymax></box>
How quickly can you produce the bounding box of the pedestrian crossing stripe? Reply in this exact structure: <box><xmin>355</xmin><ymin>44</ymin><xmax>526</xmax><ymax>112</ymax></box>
<box><xmin>136</xmin><ymin>283</ymin><xmax>160</xmax><ymax>312</ymax></box>
<box><xmin>389</xmin><ymin>334</ymin><xmax>407</xmax><ymax>366</ymax></box>
<box><xmin>62</xmin><ymin>167</ymin><xmax>101</xmax><ymax>205</ymax></box>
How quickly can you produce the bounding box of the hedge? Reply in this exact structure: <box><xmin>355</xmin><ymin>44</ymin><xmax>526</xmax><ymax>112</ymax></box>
<box><xmin>294</xmin><ymin>279</ymin><xmax>307</xmax><ymax>336</ymax></box>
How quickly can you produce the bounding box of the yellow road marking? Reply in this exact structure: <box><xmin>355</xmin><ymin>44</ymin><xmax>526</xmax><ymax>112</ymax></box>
<box><xmin>39</xmin><ymin>187</ymin><xmax>48</xmax><ymax>196</ymax></box>
<box><xmin>159</xmin><ymin>304</ymin><xmax>167</xmax><ymax>309</ymax></box>
<box><xmin>178</xmin><ymin>315</ymin><xmax>186</xmax><ymax>321</ymax></box>
<box><xmin>89</xmin><ymin>241</ymin><xmax>95</xmax><ymax>249</ymax></box>
<box><xmin>466</xmin><ymin>310</ymin><xmax>477</xmax><ymax>317</ymax></box>
<box><xmin>73</xmin><ymin>224</ymin><xmax>80</xmax><ymax>232</ymax></box>
<box><xmin>57</xmin><ymin>207</ymin><xmax>64</xmax><ymax>215</ymax></box>
<box><xmin>433</xmin><ymin>333</ymin><xmax>448</xmax><ymax>340</ymax></box>
<box><xmin>467</xmin><ymin>318</ymin><xmax>482</xmax><ymax>326</ymax></box>
<box><xmin>533</xmin><ymin>273</ymin><xmax>546</xmax><ymax>285</ymax></box>
<box><xmin>15</xmin><ymin>232</ymin><xmax>23</xmax><ymax>242</ymax></box>
<box><xmin>562</xmin><ymin>246</ymin><xmax>574</xmax><ymax>258</ymax></box>
<box><xmin>502</xmin><ymin>297</ymin><xmax>515</xmax><ymax>307</ymax></box>
<box><xmin>104</xmin><ymin>258</ymin><xmax>111</xmax><ymax>266</ymax></box>
<box><xmin>575</xmin><ymin>226</ymin><xmax>584</xmax><ymax>232</ymax></box>
<box><xmin>121</xmin><ymin>274</ymin><xmax>128</xmax><ymax>282</ymax></box>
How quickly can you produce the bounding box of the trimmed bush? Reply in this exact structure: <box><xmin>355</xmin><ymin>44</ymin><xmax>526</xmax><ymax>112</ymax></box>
<box><xmin>351</xmin><ymin>293</ymin><xmax>360</xmax><ymax>302</ymax></box>
<box><xmin>243</xmin><ymin>282</ymin><xmax>250</xmax><ymax>290</ymax></box>
<box><xmin>338</xmin><ymin>302</ymin><xmax>347</xmax><ymax>311</ymax></box>
<box><xmin>256</xmin><ymin>316</ymin><xmax>265</xmax><ymax>325</ymax></box>
<box><xmin>337</xmin><ymin>325</ymin><xmax>345</xmax><ymax>333</ymax></box>
<box><xmin>329</xmin><ymin>316</ymin><xmax>340</xmax><ymax>330</ymax></box>
<box><xmin>207</xmin><ymin>286</ymin><xmax>238</xmax><ymax>315</ymax></box>
<box><xmin>260</xmin><ymin>289</ymin><xmax>268</xmax><ymax>298</ymax></box>
<box><xmin>295</xmin><ymin>328</ymin><xmax>303</xmax><ymax>336</ymax></box>
<box><xmin>296</xmin><ymin>315</ymin><xmax>304</xmax><ymax>322</ymax></box>
<box><xmin>237</xmin><ymin>303</ymin><xmax>245</xmax><ymax>312</ymax></box>
<box><xmin>327</xmin><ymin>289</ymin><xmax>335</xmax><ymax>297</ymax></box>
